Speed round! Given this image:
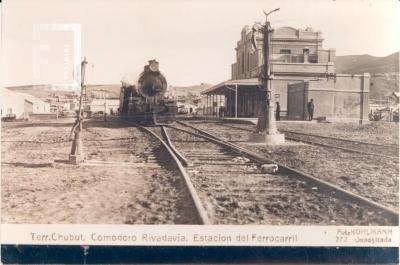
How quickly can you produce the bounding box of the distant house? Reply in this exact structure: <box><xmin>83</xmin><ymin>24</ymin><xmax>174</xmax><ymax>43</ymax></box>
<box><xmin>18</xmin><ymin>92</ymin><xmax>51</xmax><ymax>114</ymax></box>
<box><xmin>50</xmin><ymin>101</ymin><xmax>75</xmax><ymax>113</ymax></box>
<box><xmin>176</xmin><ymin>100</ymin><xmax>198</xmax><ymax>114</ymax></box>
<box><xmin>88</xmin><ymin>99</ymin><xmax>120</xmax><ymax>114</ymax></box>
<box><xmin>1</xmin><ymin>87</ymin><xmax>24</xmax><ymax>118</ymax></box>
<box><xmin>0</xmin><ymin>87</ymin><xmax>49</xmax><ymax>119</ymax></box>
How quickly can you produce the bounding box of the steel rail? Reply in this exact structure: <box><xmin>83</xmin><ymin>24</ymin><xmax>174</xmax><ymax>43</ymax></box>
<box><xmin>206</xmin><ymin>117</ymin><xmax>396</xmax><ymax>149</ymax></box>
<box><xmin>174</xmin><ymin>121</ymin><xmax>399</xmax><ymax>224</ymax></box>
<box><xmin>284</xmin><ymin>133</ymin><xmax>398</xmax><ymax>159</ymax></box>
<box><xmin>114</xmin><ymin>117</ymin><xmax>210</xmax><ymax>224</ymax></box>
<box><xmin>280</xmin><ymin>129</ymin><xmax>398</xmax><ymax>149</ymax></box>
<box><xmin>212</xmin><ymin>122</ymin><xmax>398</xmax><ymax>159</ymax></box>
<box><xmin>138</xmin><ymin>125</ymin><xmax>211</xmax><ymax>225</ymax></box>
<box><xmin>160</xmin><ymin>126</ymin><xmax>192</xmax><ymax>167</ymax></box>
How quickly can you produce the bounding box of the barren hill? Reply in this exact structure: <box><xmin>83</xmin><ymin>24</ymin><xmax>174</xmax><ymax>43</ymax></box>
<box><xmin>335</xmin><ymin>52</ymin><xmax>399</xmax><ymax>74</ymax></box>
<box><xmin>6</xmin><ymin>83</ymin><xmax>212</xmax><ymax>100</ymax></box>
<box><xmin>168</xmin><ymin>83</ymin><xmax>212</xmax><ymax>98</ymax></box>
<box><xmin>335</xmin><ymin>52</ymin><xmax>399</xmax><ymax>100</ymax></box>
<box><xmin>7</xmin><ymin>84</ymin><xmax>121</xmax><ymax>99</ymax></box>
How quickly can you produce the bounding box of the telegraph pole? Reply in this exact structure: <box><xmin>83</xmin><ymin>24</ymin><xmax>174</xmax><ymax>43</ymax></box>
<box><xmin>249</xmin><ymin>8</ymin><xmax>285</xmax><ymax>144</ymax></box>
<box><xmin>69</xmin><ymin>57</ymin><xmax>88</xmax><ymax>164</ymax></box>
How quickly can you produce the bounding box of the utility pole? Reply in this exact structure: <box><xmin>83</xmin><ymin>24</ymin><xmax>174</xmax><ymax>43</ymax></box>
<box><xmin>249</xmin><ymin>8</ymin><xmax>285</xmax><ymax>144</ymax></box>
<box><xmin>69</xmin><ymin>57</ymin><xmax>88</xmax><ymax>164</ymax></box>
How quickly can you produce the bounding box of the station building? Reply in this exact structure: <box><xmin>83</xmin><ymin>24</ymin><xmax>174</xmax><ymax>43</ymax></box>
<box><xmin>203</xmin><ymin>26</ymin><xmax>369</xmax><ymax>122</ymax></box>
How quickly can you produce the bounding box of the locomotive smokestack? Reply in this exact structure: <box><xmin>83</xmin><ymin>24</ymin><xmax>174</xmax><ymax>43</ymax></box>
<box><xmin>137</xmin><ymin>59</ymin><xmax>167</xmax><ymax>98</ymax></box>
<box><xmin>148</xmin><ymin>60</ymin><xmax>159</xmax><ymax>72</ymax></box>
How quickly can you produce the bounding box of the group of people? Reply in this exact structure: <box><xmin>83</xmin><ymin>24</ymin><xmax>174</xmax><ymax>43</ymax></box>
<box><xmin>368</xmin><ymin>108</ymin><xmax>399</xmax><ymax>122</ymax></box>
<box><xmin>275</xmin><ymin>99</ymin><xmax>314</xmax><ymax>121</ymax></box>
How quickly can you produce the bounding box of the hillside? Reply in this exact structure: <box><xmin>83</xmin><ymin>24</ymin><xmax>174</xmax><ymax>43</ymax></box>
<box><xmin>335</xmin><ymin>52</ymin><xmax>399</xmax><ymax>74</ymax></box>
<box><xmin>167</xmin><ymin>83</ymin><xmax>212</xmax><ymax>98</ymax></box>
<box><xmin>335</xmin><ymin>52</ymin><xmax>399</xmax><ymax>100</ymax></box>
<box><xmin>6</xmin><ymin>85</ymin><xmax>75</xmax><ymax>98</ymax></box>
<box><xmin>6</xmin><ymin>83</ymin><xmax>212</xmax><ymax>100</ymax></box>
<box><xmin>7</xmin><ymin>84</ymin><xmax>121</xmax><ymax>99</ymax></box>
<box><xmin>85</xmin><ymin>84</ymin><xmax>120</xmax><ymax>98</ymax></box>
<box><xmin>369</xmin><ymin>76</ymin><xmax>399</xmax><ymax>100</ymax></box>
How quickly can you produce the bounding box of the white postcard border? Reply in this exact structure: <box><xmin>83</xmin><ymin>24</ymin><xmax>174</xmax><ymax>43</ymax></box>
<box><xmin>1</xmin><ymin>224</ymin><xmax>398</xmax><ymax>247</ymax></box>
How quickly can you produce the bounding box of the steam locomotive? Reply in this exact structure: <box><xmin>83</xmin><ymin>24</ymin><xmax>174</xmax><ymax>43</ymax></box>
<box><xmin>119</xmin><ymin>60</ymin><xmax>177</xmax><ymax>124</ymax></box>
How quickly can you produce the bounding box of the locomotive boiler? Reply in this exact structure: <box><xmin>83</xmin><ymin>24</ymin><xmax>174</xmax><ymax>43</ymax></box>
<box><xmin>119</xmin><ymin>60</ymin><xmax>177</xmax><ymax>124</ymax></box>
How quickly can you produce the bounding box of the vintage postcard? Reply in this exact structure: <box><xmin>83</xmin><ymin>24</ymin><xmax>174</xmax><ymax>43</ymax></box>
<box><xmin>1</xmin><ymin>0</ymin><xmax>399</xmax><ymax>262</ymax></box>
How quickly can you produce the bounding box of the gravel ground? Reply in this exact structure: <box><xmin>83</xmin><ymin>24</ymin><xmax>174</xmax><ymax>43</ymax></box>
<box><xmin>2</xmin><ymin>118</ymin><xmax>397</xmax><ymax>224</ymax></box>
<box><xmin>1</xmin><ymin>118</ymin><xmax>196</xmax><ymax>224</ymax></box>
<box><xmin>167</xmin><ymin>127</ymin><xmax>393</xmax><ymax>225</ymax></box>
<box><xmin>278</xmin><ymin>121</ymin><xmax>399</xmax><ymax>146</ymax></box>
<box><xmin>185</xmin><ymin>121</ymin><xmax>399</xmax><ymax>210</ymax></box>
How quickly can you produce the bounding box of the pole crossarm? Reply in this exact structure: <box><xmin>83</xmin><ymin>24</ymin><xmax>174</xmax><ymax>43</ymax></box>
<box><xmin>263</xmin><ymin>8</ymin><xmax>280</xmax><ymax>18</ymax></box>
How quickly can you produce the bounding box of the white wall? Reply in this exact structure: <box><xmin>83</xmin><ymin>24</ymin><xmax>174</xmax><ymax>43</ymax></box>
<box><xmin>18</xmin><ymin>93</ymin><xmax>51</xmax><ymax>114</ymax></box>
<box><xmin>0</xmin><ymin>88</ymin><xmax>51</xmax><ymax>118</ymax></box>
<box><xmin>0</xmin><ymin>88</ymin><xmax>27</xmax><ymax>118</ymax></box>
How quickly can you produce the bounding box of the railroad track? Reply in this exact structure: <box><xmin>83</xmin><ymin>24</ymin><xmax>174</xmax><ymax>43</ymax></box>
<box><xmin>181</xmin><ymin>120</ymin><xmax>399</xmax><ymax>210</ymax></box>
<box><xmin>282</xmin><ymin>130</ymin><xmax>399</xmax><ymax>159</ymax></box>
<box><xmin>87</xmin><ymin>118</ymin><xmax>398</xmax><ymax>225</ymax></box>
<box><xmin>164</xmin><ymin>120</ymin><xmax>398</xmax><ymax>225</ymax></box>
<box><xmin>210</xmin><ymin>122</ymin><xmax>399</xmax><ymax>159</ymax></box>
<box><xmin>139</xmin><ymin>125</ymin><xmax>210</xmax><ymax>224</ymax></box>
<box><xmin>82</xmin><ymin>119</ymin><xmax>204</xmax><ymax>224</ymax></box>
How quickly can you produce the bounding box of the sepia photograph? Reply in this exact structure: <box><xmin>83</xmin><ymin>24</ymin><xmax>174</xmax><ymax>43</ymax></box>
<box><xmin>1</xmin><ymin>0</ymin><xmax>399</xmax><ymax>232</ymax></box>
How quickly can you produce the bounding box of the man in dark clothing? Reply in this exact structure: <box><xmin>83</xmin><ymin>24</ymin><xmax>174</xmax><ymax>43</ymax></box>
<box><xmin>275</xmin><ymin>102</ymin><xmax>281</xmax><ymax>121</ymax></box>
<box><xmin>307</xmin><ymin>99</ymin><xmax>314</xmax><ymax>121</ymax></box>
<box><xmin>219</xmin><ymin>106</ymin><xmax>225</xmax><ymax>117</ymax></box>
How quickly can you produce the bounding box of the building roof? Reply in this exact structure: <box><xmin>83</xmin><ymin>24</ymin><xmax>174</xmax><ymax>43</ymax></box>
<box><xmin>17</xmin><ymin>92</ymin><xmax>49</xmax><ymax>105</ymax></box>
<box><xmin>202</xmin><ymin>78</ymin><xmax>261</xmax><ymax>95</ymax></box>
<box><xmin>1</xmin><ymin>87</ymin><xmax>39</xmax><ymax>104</ymax></box>
<box><xmin>272</xmin><ymin>26</ymin><xmax>323</xmax><ymax>41</ymax></box>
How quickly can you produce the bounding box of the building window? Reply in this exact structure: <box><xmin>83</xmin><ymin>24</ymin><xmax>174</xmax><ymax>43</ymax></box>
<box><xmin>247</xmin><ymin>52</ymin><xmax>250</xmax><ymax>71</ymax></box>
<box><xmin>241</xmin><ymin>52</ymin><xmax>245</xmax><ymax>74</ymax></box>
<box><xmin>280</xmin><ymin>49</ymin><xmax>291</xmax><ymax>54</ymax></box>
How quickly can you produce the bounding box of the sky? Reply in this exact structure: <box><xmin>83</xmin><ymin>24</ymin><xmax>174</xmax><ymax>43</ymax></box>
<box><xmin>1</xmin><ymin>0</ymin><xmax>399</xmax><ymax>87</ymax></box>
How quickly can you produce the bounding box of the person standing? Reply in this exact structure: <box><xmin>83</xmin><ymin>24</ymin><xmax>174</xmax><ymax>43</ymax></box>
<box><xmin>275</xmin><ymin>102</ymin><xmax>281</xmax><ymax>121</ymax></box>
<box><xmin>368</xmin><ymin>110</ymin><xmax>374</xmax><ymax>121</ymax></box>
<box><xmin>307</xmin><ymin>99</ymin><xmax>314</xmax><ymax>121</ymax></box>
